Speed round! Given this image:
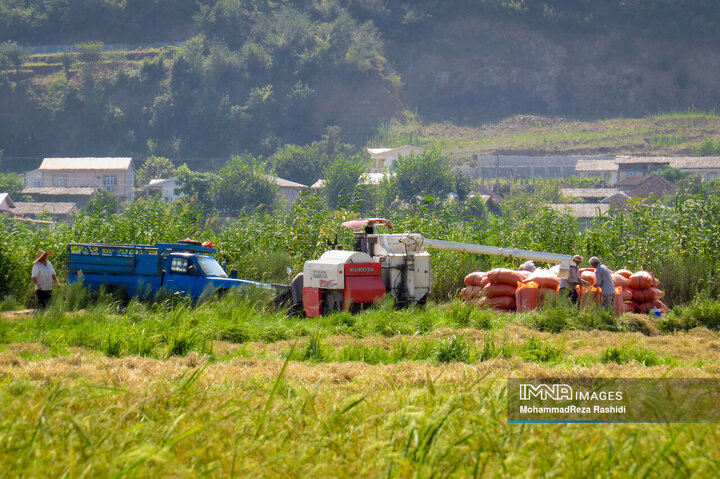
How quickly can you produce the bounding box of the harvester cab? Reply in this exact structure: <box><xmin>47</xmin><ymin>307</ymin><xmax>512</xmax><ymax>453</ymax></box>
<box><xmin>280</xmin><ymin>218</ymin><xmax>573</xmax><ymax>317</ymax></box>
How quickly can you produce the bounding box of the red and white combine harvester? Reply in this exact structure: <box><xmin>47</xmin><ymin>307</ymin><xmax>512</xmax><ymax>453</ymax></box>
<box><xmin>281</xmin><ymin>218</ymin><xmax>572</xmax><ymax>317</ymax></box>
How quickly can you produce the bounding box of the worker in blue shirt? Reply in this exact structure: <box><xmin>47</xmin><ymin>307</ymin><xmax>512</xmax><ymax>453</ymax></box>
<box><xmin>589</xmin><ymin>256</ymin><xmax>614</xmax><ymax>311</ymax></box>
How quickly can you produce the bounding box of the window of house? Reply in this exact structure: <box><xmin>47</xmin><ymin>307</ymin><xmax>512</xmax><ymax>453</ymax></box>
<box><xmin>103</xmin><ymin>175</ymin><xmax>117</xmax><ymax>186</ymax></box>
<box><xmin>626</xmin><ymin>171</ymin><xmax>636</xmax><ymax>177</ymax></box>
<box><xmin>52</xmin><ymin>176</ymin><xmax>67</xmax><ymax>186</ymax></box>
<box><xmin>170</xmin><ymin>257</ymin><xmax>189</xmax><ymax>274</ymax></box>
<box><xmin>707</xmin><ymin>172</ymin><xmax>717</xmax><ymax>180</ymax></box>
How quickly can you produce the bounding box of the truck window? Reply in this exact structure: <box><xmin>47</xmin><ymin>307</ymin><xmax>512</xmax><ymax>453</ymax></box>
<box><xmin>196</xmin><ymin>256</ymin><xmax>228</xmax><ymax>277</ymax></box>
<box><xmin>171</xmin><ymin>257</ymin><xmax>189</xmax><ymax>274</ymax></box>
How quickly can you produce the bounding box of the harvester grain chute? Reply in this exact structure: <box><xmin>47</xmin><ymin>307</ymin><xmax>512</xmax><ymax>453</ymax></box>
<box><xmin>277</xmin><ymin>218</ymin><xmax>572</xmax><ymax>317</ymax></box>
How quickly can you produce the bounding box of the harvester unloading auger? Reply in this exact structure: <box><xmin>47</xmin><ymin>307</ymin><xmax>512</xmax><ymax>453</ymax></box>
<box><xmin>277</xmin><ymin>218</ymin><xmax>572</xmax><ymax>317</ymax></box>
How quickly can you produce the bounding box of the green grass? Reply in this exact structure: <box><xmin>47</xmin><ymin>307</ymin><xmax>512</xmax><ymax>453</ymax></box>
<box><xmin>373</xmin><ymin>110</ymin><xmax>720</xmax><ymax>159</ymax></box>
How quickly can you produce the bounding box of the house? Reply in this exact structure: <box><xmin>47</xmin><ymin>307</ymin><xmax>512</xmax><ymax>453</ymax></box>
<box><xmin>367</xmin><ymin>145</ymin><xmax>424</xmax><ymax>172</ymax></box>
<box><xmin>574</xmin><ymin>159</ymin><xmax>619</xmax><ymax>185</ymax></box>
<box><xmin>6</xmin><ymin>202</ymin><xmax>79</xmax><ymax>222</ymax></box>
<box><xmin>614</xmin><ymin>156</ymin><xmax>671</xmax><ymax>183</ymax></box>
<box><xmin>0</xmin><ymin>193</ymin><xmax>14</xmax><ymax>211</ymax></box>
<box><xmin>20</xmin><ymin>187</ymin><xmax>97</xmax><ymax>208</ymax></box>
<box><xmin>561</xmin><ymin>187</ymin><xmax>619</xmax><ymax>202</ymax></box>
<box><xmin>36</xmin><ymin>157</ymin><xmax>135</xmax><ymax>201</ymax></box>
<box><xmin>269</xmin><ymin>176</ymin><xmax>308</xmax><ymax>203</ymax></box>
<box><xmin>143</xmin><ymin>177</ymin><xmax>181</xmax><ymax>202</ymax></box>
<box><xmin>24</xmin><ymin>169</ymin><xmax>42</xmax><ymax>188</ymax></box>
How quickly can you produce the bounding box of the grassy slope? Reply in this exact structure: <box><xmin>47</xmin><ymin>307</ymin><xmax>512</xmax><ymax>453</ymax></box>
<box><xmin>374</xmin><ymin>111</ymin><xmax>720</xmax><ymax>161</ymax></box>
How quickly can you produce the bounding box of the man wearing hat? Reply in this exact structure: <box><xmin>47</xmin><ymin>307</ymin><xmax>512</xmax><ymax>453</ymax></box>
<box><xmin>31</xmin><ymin>250</ymin><xmax>61</xmax><ymax>309</ymax></box>
<box><xmin>559</xmin><ymin>255</ymin><xmax>583</xmax><ymax>304</ymax></box>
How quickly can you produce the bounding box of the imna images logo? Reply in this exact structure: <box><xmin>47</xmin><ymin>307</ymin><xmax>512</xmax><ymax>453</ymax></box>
<box><xmin>519</xmin><ymin>383</ymin><xmax>573</xmax><ymax>401</ymax></box>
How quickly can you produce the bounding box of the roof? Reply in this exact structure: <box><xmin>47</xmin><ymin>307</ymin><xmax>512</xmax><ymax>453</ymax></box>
<box><xmin>561</xmin><ymin>187</ymin><xmax>618</xmax><ymax>198</ymax></box>
<box><xmin>268</xmin><ymin>176</ymin><xmax>308</xmax><ymax>188</ymax></box>
<box><xmin>615</xmin><ymin>176</ymin><xmax>647</xmax><ymax>187</ymax></box>
<box><xmin>366</xmin><ymin>145</ymin><xmax>423</xmax><ymax>157</ymax></box>
<box><xmin>9</xmin><ymin>202</ymin><xmax>78</xmax><ymax>215</ymax></box>
<box><xmin>574</xmin><ymin>159</ymin><xmax>619</xmax><ymax>172</ymax></box>
<box><xmin>39</xmin><ymin>157</ymin><xmax>133</xmax><ymax>171</ymax></box>
<box><xmin>625</xmin><ymin>175</ymin><xmax>676</xmax><ymax>199</ymax></box>
<box><xmin>360</xmin><ymin>172</ymin><xmax>386</xmax><ymax>185</ymax></box>
<box><xmin>311</xmin><ymin>179</ymin><xmax>326</xmax><ymax>189</ymax></box>
<box><xmin>21</xmin><ymin>187</ymin><xmax>96</xmax><ymax>196</ymax></box>
<box><xmin>548</xmin><ymin>203</ymin><xmax>611</xmax><ymax>219</ymax></box>
<box><xmin>616</xmin><ymin>156</ymin><xmax>720</xmax><ymax>169</ymax></box>
<box><xmin>0</xmin><ymin>193</ymin><xmax>15</xmax><ymax>209</ymax></box>
<box><xmin>147</xmin><ymin>177</ymin><xmax>178</xmax><ymax>187</ymax></box>
<box><xmin>471</xmin><ymin>184</ymin><xmax>503</xmax><ymax>202</ymax></box>
<box><xmin>599</xmin><ymin>191</ymin><xmax>631</xmax><ymax>208</ymax></box>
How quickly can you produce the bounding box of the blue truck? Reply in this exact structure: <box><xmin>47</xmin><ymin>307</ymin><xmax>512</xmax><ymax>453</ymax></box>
<box><xmin>67</xmin><ymin>241</ymin><xmax>280</xmax><ymax>301</ymax></box>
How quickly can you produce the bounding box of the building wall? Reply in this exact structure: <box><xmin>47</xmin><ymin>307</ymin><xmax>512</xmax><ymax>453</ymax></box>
<box><xmin>471</xmin><ymin>155</ymin><xmax>610</xmax><ymax>179</ymax></box>
<box><xmin>41</xmin><ymin>168</ymin><xmax>134</xmax><ymax>200</ymax></box>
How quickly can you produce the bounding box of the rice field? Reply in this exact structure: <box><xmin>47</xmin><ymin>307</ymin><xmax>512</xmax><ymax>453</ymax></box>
<box><xmin>2</xmin><ymin>292</ymin><xmax>720</xmax><ymax>477</ymax></box>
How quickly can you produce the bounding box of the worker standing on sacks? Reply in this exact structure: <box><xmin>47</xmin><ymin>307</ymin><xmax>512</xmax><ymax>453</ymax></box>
<box><xmin>559</xmin><ymin>255</ymin><xmax>583</xmax><ymax>304</ymax></box>
<box><xmin>589</xmin><ymin>256</ymin><xmax>614</xmax><ymax>311</ymax></box>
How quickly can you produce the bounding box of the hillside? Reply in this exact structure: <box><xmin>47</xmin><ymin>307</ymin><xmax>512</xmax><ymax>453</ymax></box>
<box><xmin>3</xmin><ymin>2</ymin><xmax>720</xmax><ymax>163</ymax></box>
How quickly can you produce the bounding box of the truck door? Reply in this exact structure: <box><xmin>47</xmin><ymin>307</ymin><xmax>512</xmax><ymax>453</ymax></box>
<box><xmin>163</xmin><ymin>256</ymin><xmax>205</xmax><ymax>300</ymax></box>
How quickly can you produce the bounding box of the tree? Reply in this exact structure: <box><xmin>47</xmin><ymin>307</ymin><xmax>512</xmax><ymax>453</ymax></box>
<box><xmin>657</xmin><ymin>166</ymin><xmax>691</xmax><ymax>183</ymax></box>
<box><xmin>214</xmin><ymin>156</ymin><xmax>277</xmax><ymax>212</ymax></box>
<box><xmin>271</xmin><ymin>144</ymin><xmax>325</xmax><ymax>186</ymax></box>
<box><xmin>176</xmin><ymin>164</ymin><xmax>220</xmax><ymax>208</ymax></box>
<box><xmin>0</xmin><ymin>172</ymin><xmax>23</xmax><ymax>197</ymax></box>
<box><xmin>0</xmin><ymin>41</ymin><xmax>26</xmax><ymax>74</ymax></box>
<box><xmin>323</xmin><ymin>154</ymin><xmax>366</xmax><ymax>209</ymax></box>
<box><xmin>84</xmin><ymin>190</ymin><xmax>119</xmax><ymax>216</ymax></box>
<box><xmin>136</xmin><ymin>156</ymin><xmax>177</xmax><ymax>186</ymax></box>
<box><xmin>391</xmin><ymin>148</ymin><xmax>454</xmax><ymax>202</ymax></box>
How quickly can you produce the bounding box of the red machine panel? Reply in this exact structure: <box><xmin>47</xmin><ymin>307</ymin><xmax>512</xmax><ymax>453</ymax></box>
<box><xmin>344</xmin><ymin>262</ymin><xmax>381</xmax><ymax>276</ymax></box>
<box><xmin>343</xmin><ymin>275</ymin><xmax>386</xmax><ymax>310</ymax></box>
<box><xmin>303</xmin><ymin>287</ymin><xmax>322</xmax><ymax>317</ymax></box>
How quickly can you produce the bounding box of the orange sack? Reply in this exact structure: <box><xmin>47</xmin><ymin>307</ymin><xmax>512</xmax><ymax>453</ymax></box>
<box><xmin>629</xmin><ymin>271</ymin><xmax>658</xmax><ymax>290</ymax></box>
<box><xmin>621</xmin><ymin>287</ymin><xmax>633</xmax><ymax>301</ymax></box>
<box><xmin>483</xmin><ymin>282</ymin><xmax>518</xmax><ymax>298</ymax></box>
<box><xmin>631</xmin><ymin>287</ymin><xmax>665</xmax><ymax>303</ymax></box>
<box><xmin>486</xmin><ymin>268</ymin><xmax>526</xmax><ymax>287</ymax></box>
<box><xmin>460</xmin><ymin>286</ymin><xmax>483</xmax><ymax>300</ymax></box>
<box><xmin>638</xmin><ymin>300</ymin><xmax>670</xmax><ymax>314</ymax></box>
<box><xmin>464</xmin><ymin>271</ymin><xmax>487</xmax><ymax>287</ymax></box>
<box><xmin>624</xmin><ymin>301</ymin><xmax>639</xmax><ymax>313</ymax></box>
<box><xmin>478</xmin><ymin>295</ymin><xmax>516</xmax><ymax>310</ymax></box>
<box><xmin>611</xmin><ymin>273</ymin><xmax>630</xmax><ymax>287</ymax></box>
<box><xmin>580</xmin><ymin>270</ymin><xmax>596</xmax><ymax>284</ymax></box>
<box><xmin>523</xmin><ymin>270</ymin><xmax>560</xmax><ymax>289</ymax></box>
<box><xmin>516</xmin><ymin>281</ymin><xmax>538</xmax><ymax>312</ymax></box>
<box><xmin>615</xmin><ymin>269</ymin><xmax>633</xmax><ymax>279</ymax></box>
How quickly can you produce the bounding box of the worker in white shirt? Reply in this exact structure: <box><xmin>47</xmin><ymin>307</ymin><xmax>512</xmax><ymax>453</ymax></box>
<box><xmin>31</xmin><ymin>250</ymin><xmax>61</xmax><ymax>309</ymax></box>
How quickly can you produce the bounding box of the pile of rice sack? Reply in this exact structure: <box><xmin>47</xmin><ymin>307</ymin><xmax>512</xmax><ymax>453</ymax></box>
<box><xmin>461</xmin><ymin>266</ymin><xmax>669</xmax><ymax>315</ymax></box>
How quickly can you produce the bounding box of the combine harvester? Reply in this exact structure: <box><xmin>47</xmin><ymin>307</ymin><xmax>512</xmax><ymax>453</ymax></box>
<box><xmin>282</xmin><ymin>218</ymin><xmax>572</xmax><ymax>317</ymax></box>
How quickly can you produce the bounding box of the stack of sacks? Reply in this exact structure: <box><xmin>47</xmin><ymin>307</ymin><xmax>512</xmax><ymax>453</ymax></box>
<box><xmin>460</xmin><ymin>271</ymin><xmax>488</xmax><ymax>301</ymax></box>
<box><xmin>516</xmin><ymin>269</ymin><xmax>560</xmax><ymax>312</ymax></box>
<box><xmin>613</xmin><ymin>269</ymin><xmax>636</xmax><ymax>313</ymax></box>
<box><xmin>627</xmin><ymin>271</ymin><xmax>669</xmax><ymax>313</ymax></box>
<box><xmin>462</xmin><ymin>268</ymin><xmax>526</xmax><ymax>312</ymax></box>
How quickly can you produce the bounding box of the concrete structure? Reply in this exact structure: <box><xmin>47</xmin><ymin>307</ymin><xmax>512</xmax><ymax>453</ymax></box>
<box><xmin>468</xmin><ymin>155</ymin><xmax>610</xmax><ymax>180</ymax></box>
<box><xmin>575</xmin><ymin>156</ymin><xmax>720</xmax><ymax>184</ymax></box>
<box><xmin>574</xmin><ymin>159</ymin><xmax>619</xmax><ymax>185</ymax></box>
<box><xmin>21</xmin><ymin>187</ymin><xmax>97</xmax><ymax>208</ymax></box>
<box><xmin>270</xmin><ymin>176</ymin><xmax>308</xmax><ymax>203</ymax></box>
<box><xmin>24</xmin><ymin>169</ymin><xmax>42</xmax><ymax>188</ymax></box>
<box><xmin>37</xmin><ymin>157</ymin><xmax>135</xmax><ymax>201</ymax></box>
<box><xmin>367</xmin><ymin>145</ymin><xmax>424</xmax><ymax>172</ymax></box>
<box><xmin>143</xmin><ymin>177</ymin><xmax>180</xmax><ymax>202</ymax></box>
